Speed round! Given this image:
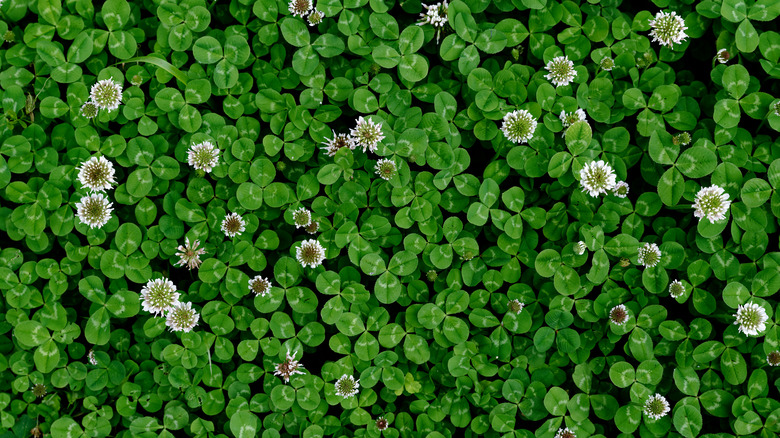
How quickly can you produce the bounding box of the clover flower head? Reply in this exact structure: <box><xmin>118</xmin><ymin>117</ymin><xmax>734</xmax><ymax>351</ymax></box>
<box><xmin>693</xmin><ymin>185</ymin><xmax>731</xmax><ymax>223</ymax></box>
<box><xmin>305</xmin><ymin>221</ymin><xmax>319</xmax><ymax>234</ymax></box>
<box><xmin>288</xmin><ymin>0</ymin><xmax>312</xmax><ymax>17</ymax></box>
<box><xmin>166</xmin><ymin>301</ymin><xmax>199</xmax><ymax>333</ymax></box>
<box><xmin>767</xmin><ymin>351</ymin><xmax>780</xmax><ymax>366</ymax></box>
<box><xmin>774</xmin><ymin>101</ymin><xmax>780</xmax><ymax>117</ymax></box>
<box><xmin>644</xmin><ymin>393</ymin><xmax>671</xmax><ymax>420</ymax></box>
<box><xmin>77</xmin><ymin>156</ymin><xmax>116</xmax><ymax>192</ymax></box>
<box><xmin>716</xmin><ymin>49</ymin><xmax>730</xmax><ymax>64</ymax></box>
<box><xmin>669</xmin><ymin>280</ymin><xmax>685</xmax><ymax>298</ymax></box>
<box><xmin>637</xmin><ymin>242</ymin><xmax>662</xmax><ymax>268</ymax></box>
<box><xmin>375</xmin><ymin>158</ymin><xmax>397</xmax><ymax>181</ymax></box>
<box><xmin>350</xmin><ymin>117</ymin><xmax>385</xmax><ymax>153</ymax></box>
<box><xmin>274</xmin><ymin>348</ymin><xmax>305</xmax><ymax>383</ymax></box>
<box><xmin>32</xmin><ymin>383</ymin><xmax>47</xmax><ymax>398</ymax></box>
<box><xmin>554</xmin><ymin>427</ymin><xmax>576</xmax><ymax>438</ymax></box>
<box><xmin>613</xmin><ymin>181</ymin><xmax>629</xmax><ymax>198</ymax></box>
<box><xmin>81</xmin><ymin>101</ymin><xmax>99</xmax><ymax>119</ymax></box>
<box><xmin>249</xmin><ymin>275</ymin><xmax>272</xmax><ymax>297</ymax></box>
<box><xmin>427</xmin><ymin>270</ymin><xmax>438</xmax><ymax>281</ymax></box>
<box><xmin>574</xmin><ymin>241</ymin><xmax>587</xmax><ymax>255</ymax></box>
<box><xmin>322</xmin><ymin>131</ymin><xmax>356</xmax><ymax>157</ymax></box>
<box><xmin>610</xmin><ymin>304</ymin><xmax>629</xmax><ymax>325</ymax></box>
<box><xmin>508</xmin><ymin>299</ymin><xmax>524</xmax><ymax>314</ymax></box>
<box><xmin>376</xmin><ymin>417</ymin><xmax>389</xmax><ymax>430</ymax></box>
<box><xmin>734</xmin><ymin>302</ymin><xmax>768</xmax><ymax>336</ymax></box>
<box><xmin>579</xmin><ymin>160</ymin><xmax>617</xmax><ymax>197</ymax></box>
<box><xmin>175</xmin><ymin>237</ymin><xmax>206</xmax><ymax>270</ymax></box>
<box><xmin>544</xmin><ymin>55</ymin><xmax>576</xmax><ymax>87</ymax></box>
<box><xmin>648</xmin><ymin>11</ymin><xmax>688</xmax><ymax>47</ymax></box>
<box><xmin>222</xmin><ymin>212</ymin><xmax>246</xmax><ymax>238</ymax></box>
<box><xmin>335</xmin><ymin>374</ymin><xmax>360</xmax><ymax>398</ymax></box>
<box><xmin>600</xmin><ymin>57</ymin><xmax>614</xmax><ymax>71</ymax></box>
<box><xmin>187</xmin><ymin>141</ymin><xmax>220</xmax><ymax>173</ymax></box>
<box><xmin>292</xmin><ymin>207</ymin><xmax>312</xmax><ymax>229</ymax></box>
<box><xmin>140</xmin><ymin>278</ymin><xmax>180</xmax><ymax>316</ymax></box>
<box><xmin>672</xmin><ymin>132</ymin><xmax>691</xmax><ymax>146</ymax></box>
<box><xmin>87</xmin><ymin>349</ymin><xmax>98</xmax><ymax>366</ymax></box>
<box><xmin>559</xmin><ymin>108</ymin><xmax>587</xmax><ymax>129</ymax></box>
<box><xmin>307</xmin><ymin>9</ymin><xmax>324</xmax><ymax>26</ymax></box>
<box><xmin>417</xmin><ymin>1</ymin><xmax>449</xmax><ymax>44</ymax></box>
<box><xmin>90</xmin><ymin>78</ymin><xmax>123</xmax><ymax>111</ymax></box>
<box><xmin>75</xmin><ymin>193</ymin><xmax>113</xmax><ymax>229</ymax></box>
<box><xmin>296</xmin><ymin>239</ymin><xmax>326</xmax><ymax>268</ymax></box>
<box><xmin>501</xmin><ymin>109</ymin><xmax>537</xmax><ymax>144</ymax></box>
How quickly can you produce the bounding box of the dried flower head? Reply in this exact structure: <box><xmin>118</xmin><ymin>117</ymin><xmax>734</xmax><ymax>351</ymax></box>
<box><xmin>81</xmin><ymin>101</ymin><xmax>99</xmax><ymax>118</ymax></box>
<box><xmin>574</xmin><ymin>241</ymin><xmax>587</xmax><ymax>255</ymax></box>
<box><xmin>222</xmin><ymin>212</ymin><xmax>246</xmax><ymax>238</ymax></box>
<box><xmin>335</xmin><ymin>374</ymin><xmax>360</xmax><ymax>398</ymax></box>
<box><xmin>376</xmin><ymin>417</ymin><xmax>389</xmax><ymax>430</ymax></box>
<box><xmin>554</xmin><ymin>427</ymin><xmax>576</xmax><ymax>438</ymax></box>
<box><xmin>87</xmin><ymin>349</ymin><xmax>98</xmax><ymax>366</ymax></box>
<box><xmin>307</xmin><ymin>9</ymin><xmax>323</xmax><ymax>26</ymax></box>
<box><xmin>32</xmin><ymin>383</ymin><xmax>46</xmax><ymax>398</ymax></box>
<box><xmin>637</xmin><ymin>242</ymin><xmax>662</xmax><ymax>268</ymax></box>
<box><xmin>544</xmin><ymin>55</ymin><xmax>576</xmax><ymax>87</ymax></box>
<box><xmin>350</xmin><ymin>117</ymin><xmax>385</xmax><ymax>153</ymax></box>
<box><xmin>249</xmin><ymin>275</ymin><xmax>272</xmax><ymax>297</ymax></box>
<box><xmin>501</xmin><ymin>109</ymin><xmax>537</xmax><ymax>144</ymax></box>
<box><xmin>375</xmin><ymin>158</ymin><xmax>397</xmax><ymax>181</ymax></box>
<box><xmin>140</xmin><ymin>278</ymin><xmax>180</xmax><ymax>316</ymax></box>
<box><xmin>77</xmin><ymin>156</ymin><xmax>116</xmax><ymax>192</ymax></box>
<box><xmin>90</xmin><ymin>78</ymin><xmax>123</xmax><ymax>111</ymax></box>
<box><xmin>187</xmin><ymin>141</ymin><xmax>220</xmax><ymax>173</ymax></box>
<box><xmin>175</xmin><ymin>237</ymin><xmax>206</xmax><ymax>270</ymax></box>
<box><xmin>75</xmin><ymin>193</ymin><xmax>113</xmax><ymax>229</ymax></box>
<box><xmin>693</xmin><ymin>185</ymin><xmax>731</xmax><ymax>223</ymax></box>
<box><xmin>613</xmin><ymin>181</ymin><xmax>629</xmax><ymax>198</ymax></box>
<box><xmin>166</xmin><ymin>301</ymin><xmax>200</xmax><ymax>333</ymax></box>
<box><xmin>669</xmin><ymin>280</ymin><xmax>685</xmax><ymax>298</ymax></box>
<box><xmin>600</xmin><ymin>57</ymin><xmax>614</xmax><ymax>71</ymax></box>
<box><xmin>579</xmin><ymin>160</ymin><xmax>617</xmax><ymax>197</ymax></box>
<box><xmin>274</xmin><ymin>349</ymin><xmax>305</xmax><ymax>383</ymax></box>
<box><xmin>296</xmin><ymin>239</ymin><xmax>326</xmax><ymax>268</ymax></box>
<box><xmin>644</xmin><ymin>393</ymin><xmax>671</xmax><ymax>420</ymax></box>
<box><xmin>417</xmin><ymin>1</ymin><xmax>449</xmax><ymax>44</ymax></box>
<box><xmin>322</xmin><ymin>131</ymin><xmax>356</xmax><ymax>157</ymax></box>
<box><xmin>508</xmin><ymin>299</ymin><xmax>524</xmax><ymax>314</ymax></box>
<box><xmin>648</xmin><ymin>11</ymin><xmax>688</xmax><ymax>47</ymax></box>
<box><xmin>305</xmin><ymin>221</ymin><xmax>319</xmax><ymax>234</ymax></box>
<box><xmin>672</xmin><ymin>132</ymin><xmax>691</xmax><ymax>146</ymax></box>
<box><xmin>31</xmin><ymin>425</ymin><xmax>42</xmax><ymax>438</ymax></box>
<box><xmin>767</xmin><ymin>351</ymin><xmax>780</xmax><ymax>366</ymax></box>
<box><xmin>288</xmin><ymin>0</ymin><xmax>312</xmax><ymax>17</ymax></box>
<box><xmin>716</xmin><ymin>48</ymin><xmax>730</xmax><ymax>64</ymax></box>
<box><xmin>292</xmin><ymin>207</ymin><xmax>312</xmax><ymax>228</ymax></box>
<box><xmin>610</xmin><ymin>304</ymin><xmax>629</xmax><ymax>325</ymax></box>
<box><xmin>734</xmin><ymin>302</ymin><xmax>768</xmax><ymax>336</ymax></box>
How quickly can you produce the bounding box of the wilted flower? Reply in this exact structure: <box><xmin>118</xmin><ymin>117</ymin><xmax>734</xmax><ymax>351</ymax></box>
<box><xmin>716</xmin><ymin>49</ymin><xmax>730</xmax><ymax>64</ymax></box>
<box><xmin>350</xmin><ymin>117</ymin><xmax>385</xmax><ymax>153</ymax></box>
<box><xmin>559</xmin><ymin>109</ymin><xmax>587</xmax><ymax>129</ymax></box>
<box><xmin>672</xmin><ymin>132</ymin><xmax>691</xmax><ymax>146</ymax></box>
<box><xmin>274</xmin><ymin>348</ymin><xmax>305</xmax><ymax>383</ymax></box>
<box><xmin>579</xmin><ymin>160</ymin><xmax>617</xmax><ymax>197</ymax></box>
<box><xmin>648</xmin><ymin>11</ymin><xmax>688</xmax><ymax>47</ymax></box>
<box><xmin>288</xmin><ymin>0</ymin><xmax>312</xmax><ymax>17</ymax></box>
<box><xmin>335</xmin><ymin>374</ymin><xmax>360</xmax><ymax>398</ymax></box>
<box><xmin>637</xmin><ymin>243</ymin><xmax>662</xmax><ymax>268</ymax></box>
<box><xmin>501</xmin><ymin>109</ymin><xmax>537</xmax><ymax>144</ymax></box>
<box><xmin>140</xmin><ymin>278</ymin><xmax>180</xmax><ymax>316</ymax></box>
<box><xmin>187</xmin><ymin>141</ymin><xmax>220</xmax><ymax>173</ymax></box>
<box><xmin>417</xmin><ymin>1</ymin><xmax>449</xmax><ymax>44</ymax></box>
<box><xmin>376</xmin><ymin>417</ymin><xmax>388</xmax><ymax>430</ymax></box>
<box><xmin>644</xmin><ymin>393</ymin><xmax>671</xmax><ymax>420</ymax></box>
<box><xmin>322</xmin><ymin>131</ymin><xmax>356</xmax><ymax>157</ymax></box>
<box><xmin>296</xmin><ymin>239</ymin><xmax>326</xmax><ymax>268</ymax></box>
<box><xmin>81</xmin><ymin>101</ymin><xmax>99</xmax><ymax>118</ymax></box>
<box><xmin>292</xmin><ymin>207</ymin><xmax>312</xmax><ymax>229</ymax></box>
<box><xmin>174</xmin><ymin>238</ymin><xmax>206</xmax><ymax>270</ymax></box>
<box><xmin>669</xmin><ymin>280</ymin><xmax>685</xmax><ymax>298</ymax></box>
<box><xmin>554</xmin><ymin>427</ymin><xmax>576</xmax><ymax>438</ymax></box>
<box><xmin>574</xmin><ymin>241</ymin><xmax>587</xmax><ymax>255</ymax></box>
<box><xmin>767</xmin><ymin>351</ymin><xmax>780</xmax><ymax>366</ymax></box>
<box><xmin>77</xmin><ymin>156</ymin><xmax>116</xmax><ymax>192</ymax></box>
<box><xmin>544</xmin><ymin>55</ymin><xmax>576</xmax><ymax>87</ymax></box>
<box><xmin>508</xmin><ymin>299</ymin><xmax>524</xmax><ymax>314</ymax></box>
<box><xmin>307</xmin><ymin>9</ymin><xmax>323</xmax><ymax>26</ymax></box>
<box><xmin>734</xmin><ymin>302</ymin><xmax>768</xmax><ymax>336</ymax></box>
<box><xmin>249</xmin><ymin>275</ymin><xmax>272</xmax><ymax>297</ymax></box>
<box><xmin>221</xmin><ymin>212</ymin><xmax>246</xmax><ymax>238</ymax></box>
<box><xmin>87</xmin><ymin>349</ymin><xmax>98</xmax><ymax>366</ymax></box>
<box><xmin>75</xmin><ymin>193</ymin><xmax>113</xmax><ymax>229</ymax></box>
<box><xmin>613</xmin><ymin>181</ymin><xmax>629</xmax><ymax>198</ymax></box>
<box><xmin>90</xmin><ymin>78</ymin><xmax>123</xmax><ymax>111</ymax></box>
<box><xmin>600</xmin><ymin>57</ymin><xmax>614</xmax><ymax>71</ymax></box>
<box><xmin>166</xmin><ymin>301</ymin><xmax>200</xmax><ymax>333</ymax></box>
<box><xmin>609</xmin><ymin>304</ymin><xmax>629</xmax><ymax>325</ymax></box>
<box><xmin>305</xmin><ymin>221</ymin><xmax>319</xmax><ymax>234</ymax></box>
<box><xmin>375</xmin><ymin>158</ymin><xmax>397</xmax><ymax>181</ymax></box>
<box><xmin>32</xmin><ymin>383</ymin><xmax>47</xmax><ymax>398</ymax></box>
<box><xmin>693</xmin><ymin>185</ymin><xmax>731</xmax><ymax>223</ymax></box>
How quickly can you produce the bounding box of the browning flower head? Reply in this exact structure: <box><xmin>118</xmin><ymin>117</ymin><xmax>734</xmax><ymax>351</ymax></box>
<box><xmin>322</xmin><ymin>131</ymin><xmax>356</xmax><ymax>157</ymax></box>
<box><xmin>249</xmin><ymin>275</ymin><xmax>272</xmax><ymax>297</ymax></box>
<box><xmin>716</xmin><ymin>49</ymin><xmax>730</xmax><ymax>64</ymax></box>
<box><xmin>288</xmin><ymin>0</ymin><xmax>312</xmax><ymax>17</ymax></box>
<box><xmin>305</xmin><ymin>220</ymin><xmax>319</xmax><ymax>234</ymax></box>
<box><xmin>274</xmin><ymin>349</ymin><xmax>305</xmax><ymax>383</ymax></box>
<box><xmin>609</xmin><ymin>304</ymin><xmax>629</xmax><ymax>325</ymax></box>
<box><xmin>767</xmin><ymin>351</ymin><xmax>780</xmax><ymax>366</ymax></box>
<box><xmin>376</xmin><ymin>416</ymin><xmax>388</xmax><ymax>430</ymax></box>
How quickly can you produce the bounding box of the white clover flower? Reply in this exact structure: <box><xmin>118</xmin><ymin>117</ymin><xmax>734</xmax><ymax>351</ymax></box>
<box><xmin>716</xmin><ymin>48</ymin><xmax>730</xmax><ymax>64</ymax></box>
<box><xmin>559</xmin><ymin>108</ymin><xmax>587</xmax><ymax>129</ymax></box>
<box><xmin>335</xmin><ymin>374</ymin><xmax>360</xmax><ymax>398</ymax></box>
<box><xmin>417</xmin><ymin>1</ymin><xmax>449</xmax><ymax>44</ymax></box>
<box><xmin>187</xmin><ymin>141</ymin><xmax>220</xmax><ymax>173</ymax></box>
<box><xmin>292</xmin><ymin>207</ymin><xmax>312</xmax><ymax>229</ymax></box>
<box><xmin>87</xmin><ymin>349</ymin><xmax>98</xmax><ymax>366</ymax></box>
<box><xmin>613</xmin><ymin>181</ymin><xmax>629</xmax><ymax>198</ymax></box>
<box><xmin>174</xmin><ymin>237</ymin><xmax>206</xmax><ymax>270</ymax></box>
<box><xmin>500</xmin><ymin>109</ymin><xmax>537</xmax><ymax>144</ymax></box>
<box><xmin>574</xmin><ymin>241</ymin><xmax>587</xmax><ymax>255</ymax></box>
<box><xmin>321</xmin><ymin>131</ymin><xmax>356</xmax><ymax>157</ymax></box>
<box><xmin>669</xmin><ymin>280</ymin><xmax>685</xmax><ymax>298</ymax></box>
<box><xmin>375</xmin><ymin>158</ymin><xmax>397</xmax><ymax>181</ymax></box>
<box><xmin>579</xmin><ymin>160</ymin><xmax>617</xmax><ymax>197</ymax></box>
<box><xmin>609</xmin><ymin>304</ymin><xmax>629</xmax><ymax>325</ymax></box>
<box><xmin>75</xmin><ymin>193</ymin><xmax>113</xmax><ymax>229</ymax></box>
<box><xmin>672</xmin><ymin>132</ymin><xmax>691</xmax><ymax>146</ymax></box>
<box><xmin>643</xmin><ymin>393</ymin><xmax>671</xmax><ymax>420</ymax></box>
<box><xmin>692</xmin><ymin>185</ymin><xmax>731</xmax><ymax>224</ymax></box>
<box><xmin>648</xmin><ymin>11</ymin><xmax>688</xmax><ymax>47</ymax></box>
<box><xmin>81</xmin><ymin>101</ymin><xmax>99</xmax><ymax>119</ymax></box>
<box><xmin>375</xmin><ymin>417</ymin><xmax>389</xmax><ymax>431</ymax></box>
<box><xmin>544</xmin><ymin>55</ymin><xmax>576</xmax><ymax>87</ymax></box>
<box><xmin>637</xmin><ymin>242</ymin><xmax>662</xmax><ymax>268</ymax></box>
<box><xmin>554</xmin><ymin>427</ymin><xmax>576</xmax><ymax>438</ymax></box>
<box><xmin>249</xmin><ymin>275</ymin><xmax>272</xmax><ymax>297</ymax></box>
<box><xmin>296</xmin><ymin>239</ymin><xmax>326</xmax><ymax>268</ymax></box>
<box><xmin>140</xmin><ymin>278</ymin><xmax>180</xmax><ymax>316</ymax></box>
<box><xmin>288</xmin><ymin>0</ymin><xmax>312</xmax><ymax>17</ymax></box>
<box><xmin>305</xmin><ymin>221</ymin><xmax>319</xmax><ymax>234</ymax></box>
<box><xmin>600</xmin><ymin>57</ymin><xmax>614</xmax><ymax>71</ymax></box>
<box><xmin>307</xmin><ymin>9</ymin><xmax>323</xmax><ymax>26</ymax></box>
<box><xmin>166</xmin><ymin>301</ymin><xmax>200</xmax><ymax>333</ymax></box>
<box><xmin>274</xmin><ymin>348</ymin><xmax>305</xmax><ymax>383</ymax></box>
<box><xmin>734</xmin><ymin>302</ymin><xmax>768</xmax><ymax>336</ymax></box>
<box><xmin>77</xmin><ymin>156</ymin><xmax>116</xmax><ymax>192</ymax></box>
<box><xmin>767</xmin><ymin>351</ymin><xmax>780</xmax><ymax>366</ymax></box>
<box><xmin>508</xmin><ymin>299</ymin><xmax>524</xmax><ymax>314</ymax></box>
<box><xmin>222</xmin><ymin>212</ymin><xmax>246</xmax><ymax>238</ymax></box>
<box><xmin>90</xmin><ymin>78</ymin><xmax>123</xmax><ymax>111</ymax></box>
<box><xmin>350</xmin><ymin>117</ymin><xmax>385</xmax><ymax>153</ymax></box>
